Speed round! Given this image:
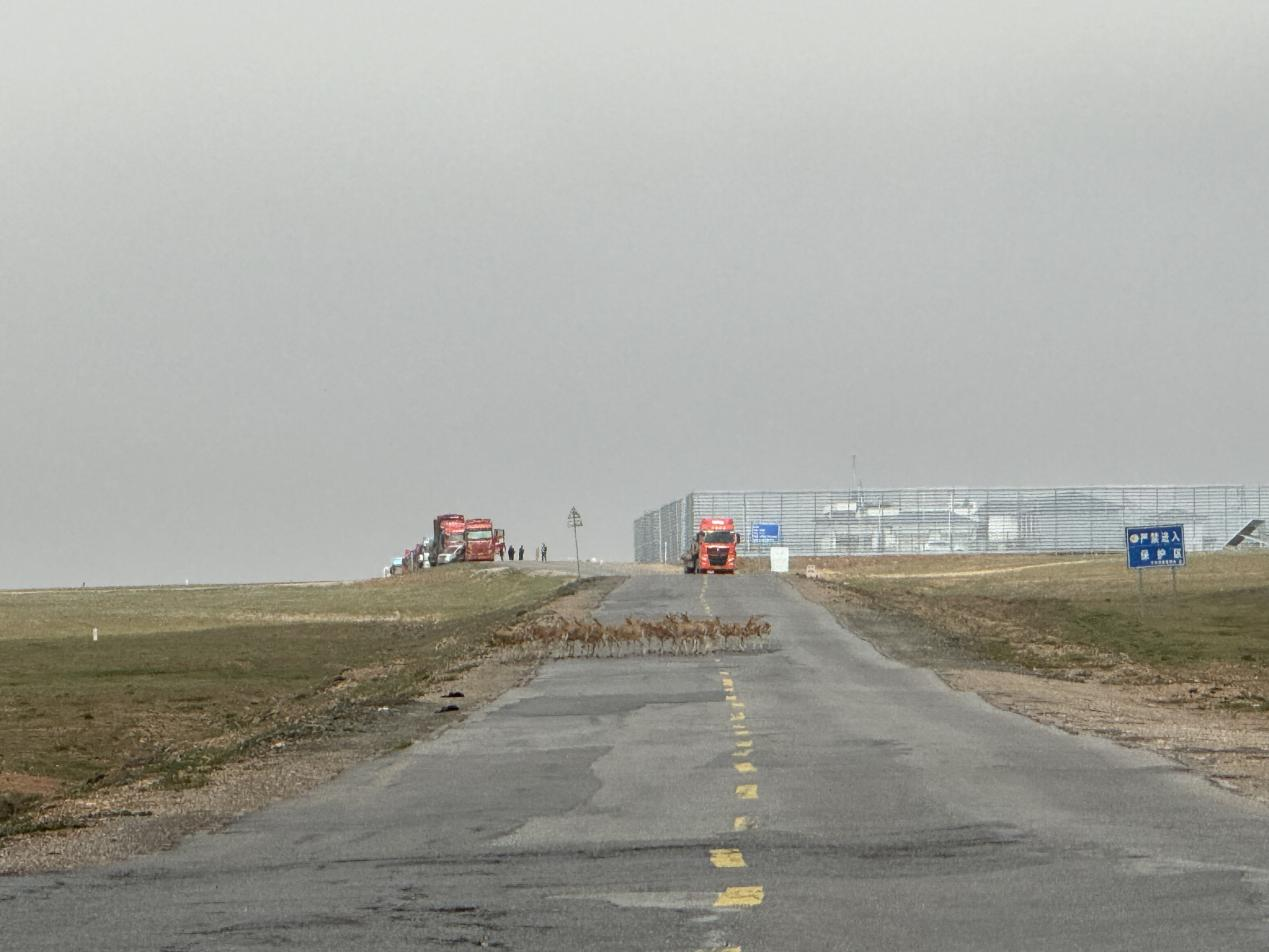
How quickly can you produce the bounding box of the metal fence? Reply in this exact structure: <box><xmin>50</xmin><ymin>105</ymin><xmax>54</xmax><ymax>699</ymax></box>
<box><xmin>634</xmin><ymin>486</ymin><xmax>1269</xmax><ymax>563</ymax></box>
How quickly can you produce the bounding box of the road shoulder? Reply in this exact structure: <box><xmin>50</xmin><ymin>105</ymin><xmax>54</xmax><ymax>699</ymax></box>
<box><xmin>792</xmin><ymin>574</ymin><xmax>1269</xmax><ymax>809</ymax></box>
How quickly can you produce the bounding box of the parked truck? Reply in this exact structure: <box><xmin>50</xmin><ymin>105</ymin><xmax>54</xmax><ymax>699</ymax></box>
<box><xmin>682</xmin><ymin>516</ymin><xmax>740</xmax><ymax>574</ymax></box>
<box><xmin>463</xmin><ymin>518</ymin><xmax>499</xmax><ymax>561</ymax></box>
<box><xmin>431</xmin><ymin>513</ymin><xmax>466</xmax><ymax>565</ymax></box>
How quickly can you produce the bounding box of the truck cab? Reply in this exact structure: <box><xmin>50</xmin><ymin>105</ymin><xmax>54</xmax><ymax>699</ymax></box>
<box><xmin>683</xmin><ymin>517</ymin><xmax>739</xmax><ymax>574</ymax></box>
<box><xmin>430</xmin><ymin>514</ymin><xmax>466</xmax><ymax>566</ymax></box>
<box><xmin>463</xmin><ymin>518</ymin><xmax>497</xmax><ymax>562</ymax></box>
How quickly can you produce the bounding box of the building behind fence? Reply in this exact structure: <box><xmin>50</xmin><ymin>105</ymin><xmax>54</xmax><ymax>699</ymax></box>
<box><xmin>633</xmin><ymin>486</ymin><xmax>1269</xmax><ymax>563</ymax></box>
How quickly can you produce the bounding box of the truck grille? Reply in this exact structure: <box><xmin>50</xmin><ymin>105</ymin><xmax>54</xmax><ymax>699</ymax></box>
<box><xmin>708</xmin><ymin>550</ymin><xmax>728</xmax><ymax>566</ymax></box>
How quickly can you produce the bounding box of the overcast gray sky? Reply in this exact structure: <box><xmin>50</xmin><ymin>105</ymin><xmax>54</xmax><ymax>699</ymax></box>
<box><xmin>3</xmin><ymin>2</ymin><xmax>1267</xmax><ymax>588</ymax></box>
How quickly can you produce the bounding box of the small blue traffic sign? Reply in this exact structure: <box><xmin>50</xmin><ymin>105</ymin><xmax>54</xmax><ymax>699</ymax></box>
<box><xmin>1126</xmin><ymin>524</ymin><xmax>1185</xmax><ymax>569</ymax></box>
<box><xmin>750</xmin><ymin>523</ymin><xmax>780</xmax><ymax>545</ymax></box>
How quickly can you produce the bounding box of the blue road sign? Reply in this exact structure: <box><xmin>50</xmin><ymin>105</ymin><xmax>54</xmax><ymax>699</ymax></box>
<box><xmin>1126</xmin><ymin>524</ymin><xmax>1185</xmax><ymax>569</ymax></box>
<box><xmin>750</xmin><ymin>523</ymin><xmax>781</xmax><ymax>545</ymax></box>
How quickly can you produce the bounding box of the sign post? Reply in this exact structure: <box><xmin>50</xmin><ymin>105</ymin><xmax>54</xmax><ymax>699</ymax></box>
<box><xmin>567</xmin><ymin>507</ymin><xmax>583</xmax><ymax>581</ymax></box>
<box><xmin>1125</xmin><ymin>524</ymin><xmax>1185</xmax><ymax>600</ymax></box>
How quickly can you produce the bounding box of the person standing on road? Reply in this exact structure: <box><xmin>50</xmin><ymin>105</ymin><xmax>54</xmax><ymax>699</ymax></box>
<box><xmin>518</xmin><ymin>544</ymin><xmax>525</xmax><ymax>561</ymax></box>
<box><xmin>541</xmin><ymin>543</ymin><xmax>548</xmax><ymax>562</ymax></box>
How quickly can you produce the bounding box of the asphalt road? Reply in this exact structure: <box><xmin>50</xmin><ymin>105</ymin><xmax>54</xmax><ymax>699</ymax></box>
<box><xmin>4</xmin><ymin>573</ymin><xmax>1269</xmax><ymax>950</ymax></box>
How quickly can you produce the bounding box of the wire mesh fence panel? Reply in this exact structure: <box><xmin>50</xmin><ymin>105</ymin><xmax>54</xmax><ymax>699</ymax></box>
<box><xmin>633</xmin><ymin>498</ymin><xmax>688</xmax><ymax>564</ymax></box>
<box><xmin>634</xmin><ymin>486</ymin><xmax>1269</xmax><ymax>562</ymax></box>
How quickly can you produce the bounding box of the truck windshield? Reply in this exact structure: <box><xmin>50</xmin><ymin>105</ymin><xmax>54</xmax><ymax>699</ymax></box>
<box><xmin>466</xmin><ymin>529</ymin><xmax>493</xmax><ymax>540</ymax></box>
<box><xmin>704</xmin><ymin>531</ymin><xmax>734</xmax><ymax>544</ymax></box>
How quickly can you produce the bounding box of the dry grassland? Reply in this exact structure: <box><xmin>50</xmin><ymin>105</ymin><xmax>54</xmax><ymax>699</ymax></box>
<box><xmin>793</xmin><ymin>550</ymin><xmax>1269</xmax><ymax>679</ymax></box>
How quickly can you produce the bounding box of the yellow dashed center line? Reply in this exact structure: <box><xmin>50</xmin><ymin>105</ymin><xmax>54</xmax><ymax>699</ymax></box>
<box><xmin>709</xmin><ymin>848</ymin><xmax>747</xmax><ymax>868</ymax></box>
<box><xmin>713</xmin><ymin>673</ymin><xmax>763</xmax><ymax>934</ymax></box>
<box><xmin>715</xmin><ymin>886</ymin><xmax>764</xmax><ymax>908</ymax></box>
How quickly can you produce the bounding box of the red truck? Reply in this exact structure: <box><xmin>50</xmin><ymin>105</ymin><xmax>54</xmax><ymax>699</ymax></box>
<box><xmin>682</xmin><ymin>516</ymin><xmax>739</xmax><ymax>574</ymax></box>
<box><xmin>431</xmin><ymin>513</ymin><xmax>466</xmax><ymax>565</ymax></box>
<box><xmin>463</xmin><ymin>518</ymin><xmax>499</xmax><ymax>562</ymax></box>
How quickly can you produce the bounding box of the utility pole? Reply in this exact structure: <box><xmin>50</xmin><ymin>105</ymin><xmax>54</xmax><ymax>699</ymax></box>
<box><xmin>567</xmin><ymin>506</ymin><xmax>583</xmax><ymax>581</ymax></box>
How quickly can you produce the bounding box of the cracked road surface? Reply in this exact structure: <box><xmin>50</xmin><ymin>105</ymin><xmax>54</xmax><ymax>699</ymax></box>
<box><xmin>4</xmin><ymin>574</ymin><xmax>1269</xmax><ymax>950</ymax></box>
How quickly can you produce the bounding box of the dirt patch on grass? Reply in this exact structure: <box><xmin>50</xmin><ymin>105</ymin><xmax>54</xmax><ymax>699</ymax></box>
<box><xmin>0</xmin><ymin>774</ymin><xmax>62</xmax><ymax>798</ymax></box>
<box><xmin>792</xmin><ymin>553</ymin><xmax>1269</xmax><ymax>807</ymax></box>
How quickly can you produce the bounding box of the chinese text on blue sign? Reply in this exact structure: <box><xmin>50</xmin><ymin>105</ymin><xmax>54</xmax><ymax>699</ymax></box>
<box><xmin>750</xmin><ymin>523</ymin><xmax>780</xmax><ymax>545</ymax></box>
<box><xmin>1125</xmin><ymin>524</ymin><xmax>1185</xmax><ymax>569</ymax></box>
